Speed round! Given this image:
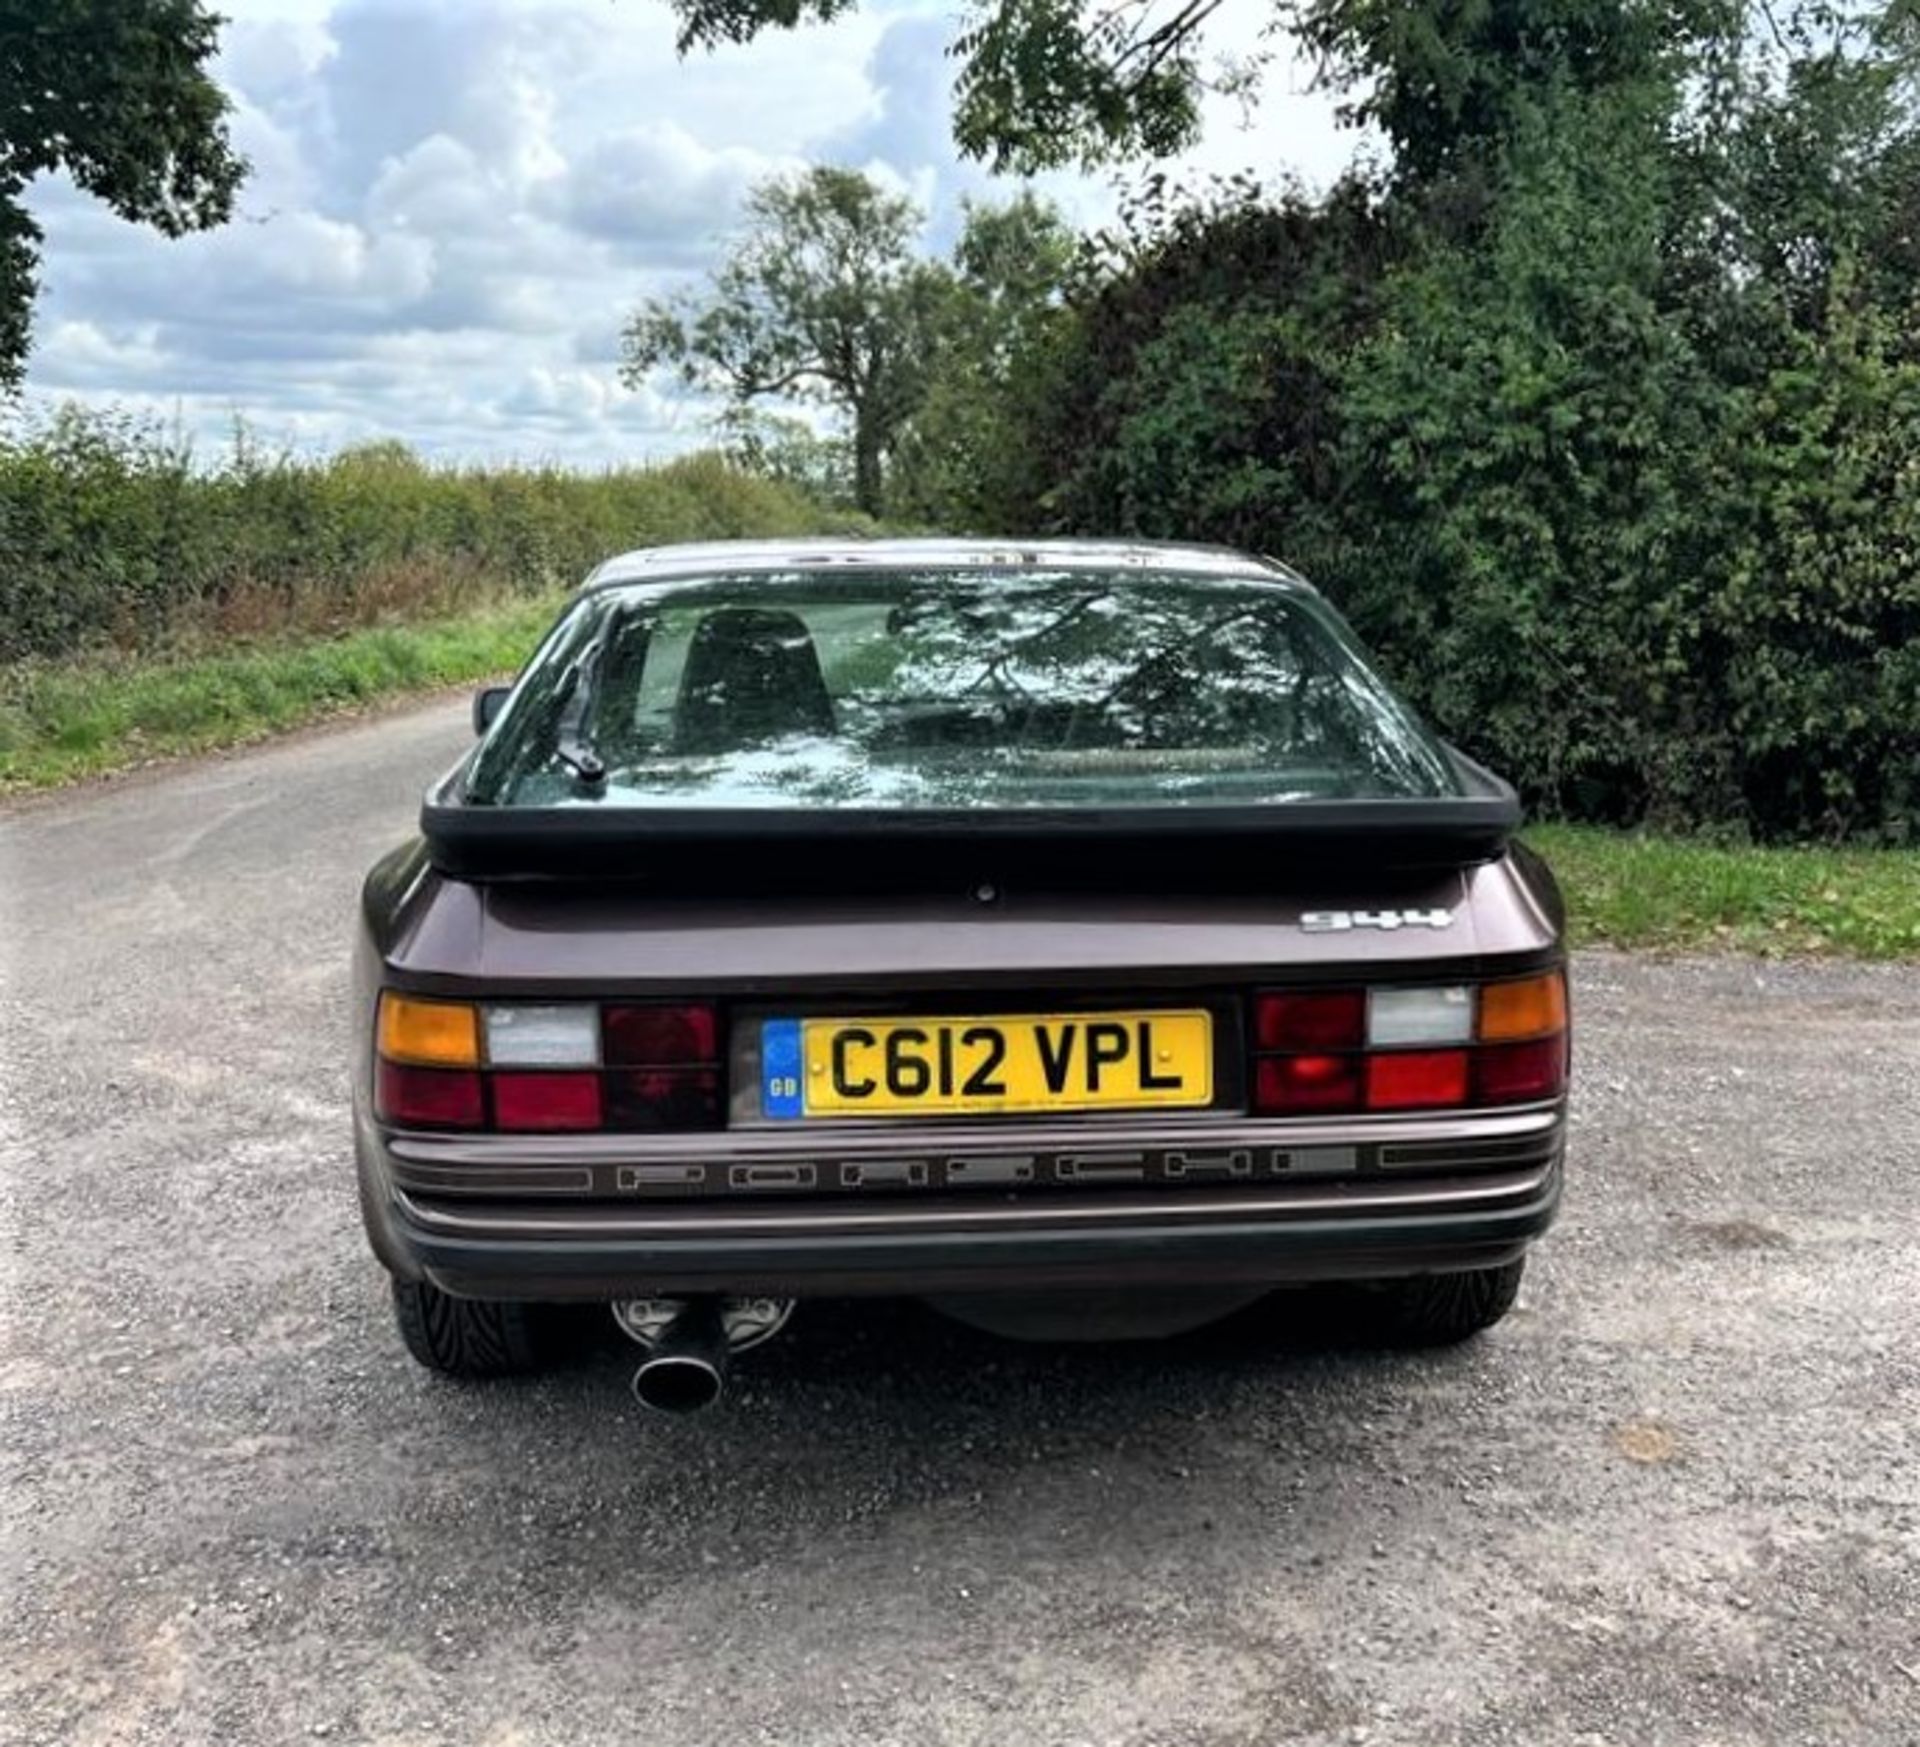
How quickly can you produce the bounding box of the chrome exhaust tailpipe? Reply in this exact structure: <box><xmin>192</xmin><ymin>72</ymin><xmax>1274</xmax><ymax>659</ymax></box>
<box><xmin>631</xmin><ymin>1298</ymin><xmax>727</xmax><ymax>1414</ymax></box>
<box><xmin>612</xmin><ymin>1296</ymin><xmax>793</xmax><ymax>1415</ymax></box>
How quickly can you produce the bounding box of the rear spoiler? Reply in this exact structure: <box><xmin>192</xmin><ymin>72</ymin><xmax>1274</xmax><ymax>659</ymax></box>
<box><xmin>419</xmin><ymin>747</ymin><xmax>1521</xmax><ymax>891</ymax></box>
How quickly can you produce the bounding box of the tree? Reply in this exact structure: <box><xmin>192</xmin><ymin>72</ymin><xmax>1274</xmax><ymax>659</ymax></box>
<box><xmin>652</xmin><ymin>0</ymin><xmax>1731</xmax><ymax>173</ymax></box>
<box><xmin>621</xmin><ymin>168</ymin><xmax>946</xmax><ymax>515</ymax></box>
<box><xmin>996</xmin><ymin>2</ymin><xmax>1920</xmax><ymax>840</ymax></box>
<box><xmin>658</xmin><ymin>0</ymin><xmax>1234</xmax><ymax>171</ymax></box>
<box><xmin>1285</xmin><ymin>0</ymin><xmax>1731</xmax><ymax>183</ymax></box>
<box><xmin>1</xmin><ymin>0</ymin><xmax>246</xmax><ymax>391</ymax></box>
<box><xmin>713</xmin><ymin>404</ymin><xmax>857</xmax><ymax>508</ymax></box>
<box><xmin>889</xmin><ymin>192</ymin><xmax>1077</xmax><ymax>527</ymax></box>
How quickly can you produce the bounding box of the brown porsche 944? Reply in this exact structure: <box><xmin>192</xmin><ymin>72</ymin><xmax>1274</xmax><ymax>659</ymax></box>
<box><xmin>353</xmin><ymin>539</ymin><xmax>1567</xmax><ymax>1409</ymax></box>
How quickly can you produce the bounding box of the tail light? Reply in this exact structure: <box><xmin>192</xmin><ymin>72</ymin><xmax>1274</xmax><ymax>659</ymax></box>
<box><xmin>492</xmin><ymin>1071</ymin><xmax>604</xmax><ymax>1132</ymax></box>
<box><xmin>1254</xmin><ymin>990</ymin><xmax>1364</xmax><ymax>1052</ymax></box>
<box><xmin>605</xmin><ymin>1003</ymin><xmax>721</xmax><ymax>1130</ymax></box>
<box><xmin>1473</xmin><ymin>1036</ymin><xmax>1568</xmax><ymax>1103</ymax></box>
<box><xmin>607</xmin><ymin>1067</ymin><xmax>723</xmax><ymax>1131</ymax></box>
<box><xmin>1253</xmin><ymin>1052</ymin><xmax>1362</xmax><ymax>1114</ymax></box>
<box><xmin>376</xmin><ymin>1058</ymin><xmax>485</xmax><ymax>1129</ymax></box>
<box><xmin>1366</xmin><ymin>1049</ymin><xmax>1471</xmax><ymax>1109</ymax></box>
<box><xmin>374</xmin><ymin>993</ymin><xmax>720</xmax><ymax>1132</ymax></box>
<box><xmin>1251</xmin><ymin>970</ymin><xmax>1568</xmax><ymax>1116</ymax></box>
<box><xmin>604</xmin><ymin>1004</ymin><xmax>717</xmax><ymax>1065</ymax></box>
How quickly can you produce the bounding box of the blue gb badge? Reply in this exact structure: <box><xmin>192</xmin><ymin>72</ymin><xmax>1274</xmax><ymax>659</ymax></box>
<box><xmin>761</xmin><ymin>1018</ymin><xmax>804</xmax><ymax>1120</ymax></box>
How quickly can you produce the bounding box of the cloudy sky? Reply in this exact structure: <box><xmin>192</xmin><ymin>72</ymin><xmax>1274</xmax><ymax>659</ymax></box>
<box><xmin>21</xmin><ymin>0</ymin><xmax>1358</xmax><ymax>466</ymax></box>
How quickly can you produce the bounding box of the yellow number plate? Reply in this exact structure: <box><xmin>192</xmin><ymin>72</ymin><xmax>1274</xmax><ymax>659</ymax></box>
<box><xmin>762</xmin><ymin>1011</ymin><xmax>1214</xmax><ymax>1119</ymax></box>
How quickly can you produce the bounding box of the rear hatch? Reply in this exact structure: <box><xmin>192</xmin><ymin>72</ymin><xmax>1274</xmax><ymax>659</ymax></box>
<box><xmin>421</xmin><ymin>559</ymin><xmax>1521</xmax><ymax>886</ymax></box>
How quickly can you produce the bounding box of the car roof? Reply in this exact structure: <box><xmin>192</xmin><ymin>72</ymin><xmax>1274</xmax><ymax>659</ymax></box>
<box><xmin>582</xmin><ymin>537</ymin><xmax>1311</xmax><ymax>592</ymax></box>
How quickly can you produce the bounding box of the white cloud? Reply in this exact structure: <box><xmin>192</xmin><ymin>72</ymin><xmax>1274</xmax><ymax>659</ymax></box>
<box><xmin>560</xmin><ymin>123</ymin><xmax>792</xmax><ymax>256</ymax></box>
<box><xmin>367</xmin><ymin>134</ymin><xmax>493</xmax><ymax>234</ymax></box>
<box><xmin>218</xmin><ymin>15</ymin><xmax>335</xmax><ymax>108</ymax></box>
<box><xmin>500</xmin><ymin>364</ymin><xmax>634</xmax><ymax>422</ymax></box>
<box><xmin>20</xmin><ymin>0</ymin><xmax>1362</xmax><ymax>466</ymax></box>
<box><xmin>226</xmin><ymin>209</ymin><xmax>435</xmax><ymax>299</ymax></box>
<box><xmin>32</xmin><ymin>321</ymin><xmax>171</xmax><ymax>387</ymax></box>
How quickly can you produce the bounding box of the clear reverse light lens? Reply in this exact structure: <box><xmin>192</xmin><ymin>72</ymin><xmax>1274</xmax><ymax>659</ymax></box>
<box><xmin>1368</xmin><ymin>986</ymin><xmax>1473</xmax><ymax>1048</ymax></box>
<box><xmin>483</xmin><ymin>1003</ymin><xmax>601</xmax><ymax>1067</ymax></box>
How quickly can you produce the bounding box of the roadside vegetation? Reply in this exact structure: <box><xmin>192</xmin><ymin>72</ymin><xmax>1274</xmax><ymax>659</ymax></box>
<box><xmin>1527</xmin><ymin>828</ymin><xmax>1920</xmax><ymax>959</ymax></box>
<box><xmin>0</xmin><ymin>409</ymin><xmax>864</xmax><ymax>787</ymax></box>
<box><xmin>2</xmin><ymin>1</ymin><xmax>1915</xmax><ymax>957</ymax></box>
<box><xmin>0</xmin><ymin>409</ymin><xmax>861</xmax><ymax>665</ymax></box>
<box><xmin>0</xmin><ymin>592</ymin><xmax>562</xmax><ymax>789</ymax></box>
<box><xmin>0</xmin><ymin>412</ymin><xmax>1913</xmax><ymax>959</ymax></box>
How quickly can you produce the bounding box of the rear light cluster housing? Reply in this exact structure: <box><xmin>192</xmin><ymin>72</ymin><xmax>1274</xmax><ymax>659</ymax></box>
<box><xmin>375</xmin><ymin>995</ymin><xmax>719</xmax><ymax>1132</ymax></box>
<box><xmin>376</xmin><ymin>971</ymin><xmax>1567</xmax><ymax>1133</ymax></box>
<box><xmin>1250</xmin><ymin>970</ymin><xmax>1568</xmax><ymax>1116</ymax></box>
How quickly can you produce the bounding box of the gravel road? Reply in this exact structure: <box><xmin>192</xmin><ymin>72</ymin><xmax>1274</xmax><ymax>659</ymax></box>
<box><xmin>2</xmin><ymin>700</ymin><xmax>1916</xmax><ymax>1747</ymax></box>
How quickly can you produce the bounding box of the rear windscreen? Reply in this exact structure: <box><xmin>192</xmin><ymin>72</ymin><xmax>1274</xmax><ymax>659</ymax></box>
<box><xmin>465</xmin><ymin>569</ymin><xmax>1462</xmax><ymax>810</ymax></box>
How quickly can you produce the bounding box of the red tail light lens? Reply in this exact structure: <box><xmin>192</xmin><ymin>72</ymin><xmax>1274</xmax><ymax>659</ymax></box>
<box><xmin>1366</xmin><ymin>1049</ymin><xmax>1470</xmax><ymax>1110</ymax></box>
<box><xmin>604</xmin><ymin>1004</ymin><xmax>719</xmax><ymax>1066</ymax></box>
<box><xmin>492</xmin><ymin>1071</ymin><xmax>604</xmax><ymax>1132</ymax></box>
<box><xmin>1254</xmin><ymin>990</ymin><xmax>1365</xmax><ymax>1052</ymax></box>
<box><xmin>608</xmin><ymin>1068</ymin><xmax>722</xmax><ymax>1131</ymax></box>
<box><xmin>377</xmin><ymin>1060</ymin><xmax>484</xmax><ymax>1129</ymax></box>
<box><xmin>1253</xmin><ymin>1053</ymin><xmax>1362</xmax><ymax>1114</ymax></box>
<box><xmin>1473</xmin><ymin>1036</ymin><xmax>1568</xmax><ymax>1105</ymax></box>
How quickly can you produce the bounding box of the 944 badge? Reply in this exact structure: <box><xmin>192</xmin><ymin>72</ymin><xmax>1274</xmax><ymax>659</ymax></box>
<box><xmin>1300</xmin><ymin>908</ymin><xmax>1454</xmax><ymax>932</ymax></box>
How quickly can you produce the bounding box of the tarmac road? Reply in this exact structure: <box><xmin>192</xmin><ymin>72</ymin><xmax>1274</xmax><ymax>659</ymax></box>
<box><xmin>2</xmin><ymin>699</ymin><xmax>1916</xmax><ymax>1747</ymax></box>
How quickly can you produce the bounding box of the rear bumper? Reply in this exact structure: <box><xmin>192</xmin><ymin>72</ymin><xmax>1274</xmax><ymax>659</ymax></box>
<box><xmin>360</xmin><ymin>1107</ymin><xmax>1564</xmax><ymax>1299</ymax></box>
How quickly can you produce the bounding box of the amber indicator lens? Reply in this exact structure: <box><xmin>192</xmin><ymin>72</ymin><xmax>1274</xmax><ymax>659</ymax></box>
<box><xmin>1478</xmin><ymin>972</ymin><xmax>1568</xmax><ymax>1042</ymax></box>
<box><xmin>378</xmin><ymin>994</ymin><xmax>480</xmax><ymax>1067</ymax></box>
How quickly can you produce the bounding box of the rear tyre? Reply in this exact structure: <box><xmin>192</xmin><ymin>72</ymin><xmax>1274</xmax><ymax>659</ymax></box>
<box><xmin>390</xmin><ymin>1277</ymin><xmax>545</xmax><ymax>1377</ymax></box>
<box><xmin>1371</xmin><ymin>1258</ymin><xmax>1526</xmax><ymax>1346</ymax></box>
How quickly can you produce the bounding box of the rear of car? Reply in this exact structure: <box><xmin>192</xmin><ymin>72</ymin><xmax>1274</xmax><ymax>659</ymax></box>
<box><xmin>352</xmin><ymin>542</ymin><xmax>1567</xmax><ymax>1397</ymax></box>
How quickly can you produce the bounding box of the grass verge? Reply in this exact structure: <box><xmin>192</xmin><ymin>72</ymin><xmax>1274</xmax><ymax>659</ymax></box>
<box><xmin>1527</xmin><ymin>824</ymin><xmax>1920</xmax><ymax>958</ymax></box>
<box><xmin>0</xmin><ymin>592</ymin><xmax>562</xmax><ymax>791</ymax></box>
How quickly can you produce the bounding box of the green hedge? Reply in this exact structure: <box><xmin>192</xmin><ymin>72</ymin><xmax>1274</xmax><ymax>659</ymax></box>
<box><xmin>0</xmin><ymin>594</ymin><xmax>565</xmax><ymax>788</ymax></box>
<box><xmin>1001</xmin><ymin>68</ymin><xmax>1920</xmax><ymax>844</ymax></box>
<box><xmin>0</xmin><ymin>408</ymin><xmax>862</xmax><ymax>663</ymax></box>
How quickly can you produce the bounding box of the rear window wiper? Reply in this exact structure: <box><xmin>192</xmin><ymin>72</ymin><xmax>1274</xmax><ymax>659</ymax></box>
<box><xmin>554</xmin><ymin>627</ymin><xmax>611</xmax><ymax>793</ymax></box>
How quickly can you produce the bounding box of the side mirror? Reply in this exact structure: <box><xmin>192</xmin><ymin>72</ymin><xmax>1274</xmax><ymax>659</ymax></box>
<box><xmin>472</xmin><ymin>684</ymin><xmax>511</xmax><ymax>736</ymax></box>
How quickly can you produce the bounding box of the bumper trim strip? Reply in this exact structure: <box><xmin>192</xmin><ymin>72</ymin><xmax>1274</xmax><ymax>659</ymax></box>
<box><xmin>395</xmin><ymin>1160</ymin><xmax>1554</xmax><ymax>1239</ymax></box>
<box><xmin>395</xmin><ymin>1167</ymin><xmax>1562</xmax><ymax>1299</ymax></box>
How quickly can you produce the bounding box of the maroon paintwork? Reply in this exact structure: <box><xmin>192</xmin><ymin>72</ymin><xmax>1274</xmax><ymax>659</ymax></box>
<box><xmin>351</xmin><ymin>540</ymin><xmax>1567</xmax><ymax>1308</ymax></box>
<box><xmin>352</xmin><ymin>841</ymin><xmax>1565</xmax><ymax>1300</ymax></box>
<box><xmin>363</xmin><ymin>850</ymin><xmax>1556</xmax><ymax>990</ymax></box>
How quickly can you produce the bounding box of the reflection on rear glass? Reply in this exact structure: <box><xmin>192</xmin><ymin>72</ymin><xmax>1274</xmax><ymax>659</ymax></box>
<box><xmin>466</xmin><ymin>570</ymin><xmax>1460</xmax><ymax>809</ymax></box>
